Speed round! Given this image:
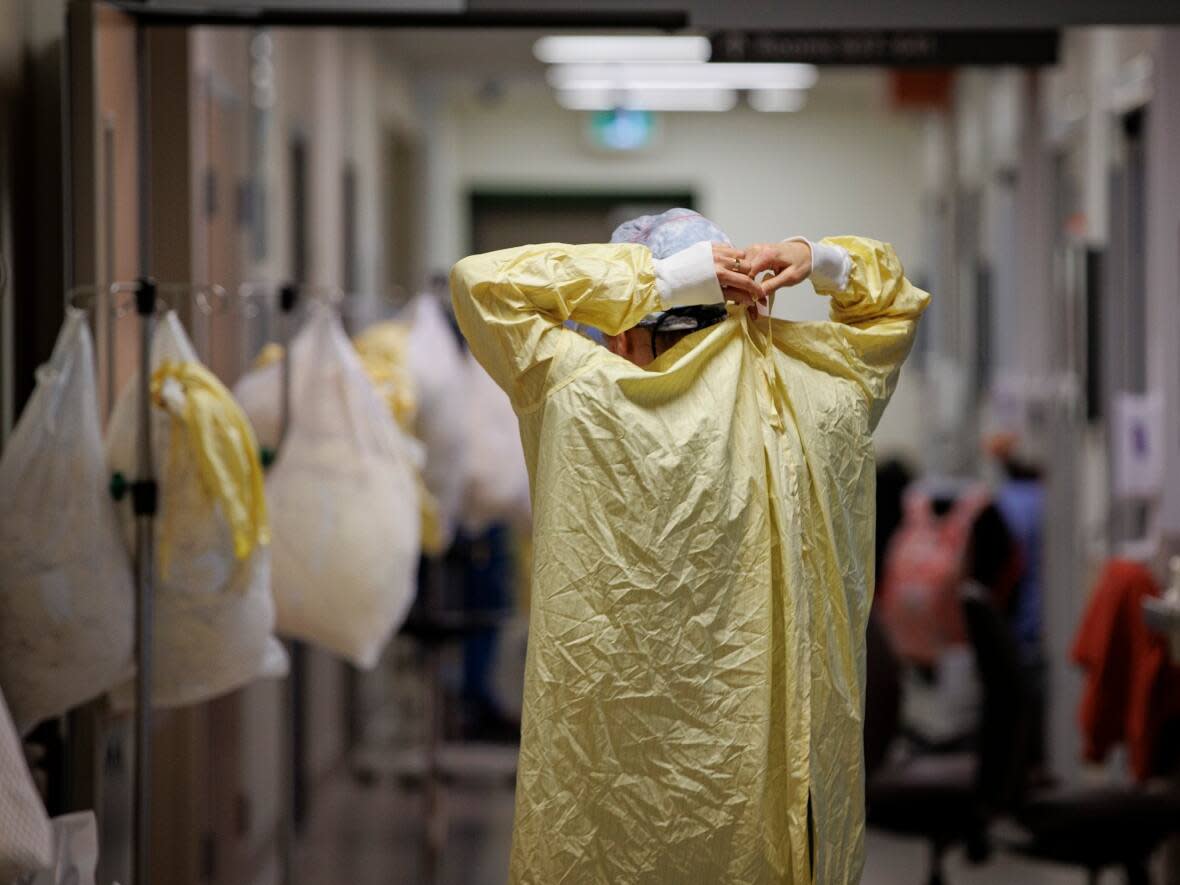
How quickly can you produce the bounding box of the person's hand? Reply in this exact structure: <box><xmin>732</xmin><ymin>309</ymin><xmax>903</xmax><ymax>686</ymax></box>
<box><xmin>744</xmin><ymin>241</ymin><xmax>813</xmax><ymax>297</ymax></box>
<box><xmin>712</xmin><ymin>244</ymin><xmax>763</xmax><ymax>306</ymax></box>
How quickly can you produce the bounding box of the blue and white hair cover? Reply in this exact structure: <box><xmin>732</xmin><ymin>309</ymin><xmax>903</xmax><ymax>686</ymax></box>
<box><xmin>610</xmin><ymin>208</ymin><xmax>731</xmax><ymax>259</ymax></box>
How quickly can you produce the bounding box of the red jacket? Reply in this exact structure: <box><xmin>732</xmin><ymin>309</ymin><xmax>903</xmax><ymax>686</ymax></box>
<box><xmin>1072</xmin><ymin>559</ymin><xmax>1180</xmax><ymax>780</ymax></box>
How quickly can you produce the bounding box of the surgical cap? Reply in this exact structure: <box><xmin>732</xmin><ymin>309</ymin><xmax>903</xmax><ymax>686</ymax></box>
<box><xmin>610</xmin><ymin>208</ymin><xmax>731</xmax><ymax>260</ymax></box>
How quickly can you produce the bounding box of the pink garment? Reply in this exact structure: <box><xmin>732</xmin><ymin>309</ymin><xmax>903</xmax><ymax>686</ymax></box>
<box><xmin>877</xmin><ymin>485</ymin><xmax>990</xmax><ymax>665</ymax></box>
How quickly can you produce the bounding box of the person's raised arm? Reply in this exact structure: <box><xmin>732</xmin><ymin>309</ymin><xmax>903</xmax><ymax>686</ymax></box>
<box><xmin>450</xmin><ymin>241</ymin><xmax>760</xmax><ymax>409</ymax></box>
<box><xmin>746</xmin><ymin>236</ymin><xmax>931</xmax><ymax>427</ymax></box>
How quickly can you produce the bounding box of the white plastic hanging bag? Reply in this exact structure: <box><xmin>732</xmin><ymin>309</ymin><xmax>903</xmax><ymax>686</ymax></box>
<box><xmin>14</xmin><ymin>811</ymin><xmax>97</xmax><ymax>885</ymax></box>
<box><xmin>235</xmin><ymin>304</ymin><xmax>421</xmax><ymax>668</ymax></box>
<box><xmin>0</xmin><ymin>687</ymin><xmax>52</xmax><ymax>881</ymax></box>
<box><xmin>462</xmin><ymin>352</ymin><xmax>532</xmax><ymax>533</ymax></box>
<box><xmin>402</xmin><ymin>295</ymin><xmax>469</xmax><ymax>548</ymax></box>
<box><xmin>352</xmin><ymin>320</ymin><xmax>450</xmax><ymax>555</ymax></box>
<box><xmin>0</xmin><ymin>310</ymin><xmax>134</xmax><ymax>733</ymax></box>
<box><xmin>106</xmin><ymin>312</ymin><xmax>287</xmax><ymax>709</ymax></box>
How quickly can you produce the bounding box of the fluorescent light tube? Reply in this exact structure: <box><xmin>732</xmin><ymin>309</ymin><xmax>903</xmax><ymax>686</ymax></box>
<box><xmin>748</xmin><ymin>89</ymin><xmax>808</xmax><ymax>112</ymax></box>
<box><xmin>556</xmin><ymin>80</ymin><xmax>731</xmax><ymax>92</ymax></box>
<box><xmin>548</xmin><ymin>62</ymin><xmax>819</xmax><ymax>91</ymax></box>
<box><xmin>534</xmin><ymin>35</ymin><xmax>712</xmax><ymax>64</ymax></box>
<box><xmin>556</xmin><ymin>87</ymin><xmax>738</xmax><ymax>112</ymax></box>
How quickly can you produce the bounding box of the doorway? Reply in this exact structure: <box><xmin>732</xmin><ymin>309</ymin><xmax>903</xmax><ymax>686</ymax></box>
<box><xmin>469</xmin><ymin>190</ymin><xmax>696</xmax><ymax>255</ymax></box>
<box><xmin>1105</xmin><ymin>107</ymin><xmax>1150</xmax><ymax>544</ymax></box>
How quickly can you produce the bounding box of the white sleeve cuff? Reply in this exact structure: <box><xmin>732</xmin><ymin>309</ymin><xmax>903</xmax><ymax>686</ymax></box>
<box><xmin>653</xmin><ymin>240</ymin><xmax>723</xmax><ymax>308</ymax></box>
<box><xmin>786</xmin><ymin>236</ymin><xmax>851</xmax><ymax>292</ymax></box>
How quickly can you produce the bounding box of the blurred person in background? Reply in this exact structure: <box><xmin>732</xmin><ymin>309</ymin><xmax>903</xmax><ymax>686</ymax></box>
<box><xmin>984</xmin><ymin>432</ymin><xmax>1045</xmax><ymax>663</ymax></box>
<box><xmin>863</xmin><ymin>457</ymin><xmax>914</xmax><ymax>777</ymax></box>
<box><xmin>456</xmin><ymin>523</ymin><xmax>520</xmax><ymax>742</ymax></box>
<box><xmin>985</xmin><ymin>430</ymin><xmax>1048</xmax><ymax>777</ymax></box>
<box><xmin>876</xmin><ymin>475</ymin><xmax>1020</xmax><ymax>750</ymax></box>
<box><xmin>451</xmin><ymin>208</ymin><xmax>929</xmax><ymax>884</ymax></box>
<box><xmin>875</xmin><ymin>458</ymin><xmax>915</xmax><ymax>583</ymax></box>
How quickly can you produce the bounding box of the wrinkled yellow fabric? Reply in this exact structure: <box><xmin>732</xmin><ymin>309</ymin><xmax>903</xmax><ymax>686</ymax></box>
<box><xmin>151</xmin><ymin>360</ymin><xmax>270</xmax><ymax>575</ymax></box>
<box><xmin>452</xmin><ymin>237</ymin><xmax>929</xmax><ymax>885</ymax></box>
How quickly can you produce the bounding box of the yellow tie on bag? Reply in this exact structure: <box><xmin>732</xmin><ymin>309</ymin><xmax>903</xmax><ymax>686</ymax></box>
<box><xmin>151</xmin><ymin>360</ymin><xmax>270</xmax><ymax>579</ymax></box>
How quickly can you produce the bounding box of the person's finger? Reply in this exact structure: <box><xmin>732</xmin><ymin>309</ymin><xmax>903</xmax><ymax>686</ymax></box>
<box><xmin>717</xmin><ymin>266</ymin><xmax>757</xmax><ymax>293</ymax></box>
<box><xmin>782</xmin><ymin>264</ymin><xmax>808</xmax><ymax>286</ymax></box>
<box><xmin>713</xmin><ymin>245</ymin><xmax>750</xmax><ymax>273</ymax></box>
<box><xmin>759</xmin><ymin>268</ymin><xmax>797</xmax><ymax>295</ymax></box>
<box><xmin>715</xmin><ymin>250</ymin><xmax>755</xmax><ymax>278</ymax></box>
<box><xmin>722</xmin><ymin>288</ymin><xmax>755</xmax><ymax>307</ymax></box>
<box><xmin>759</xmin><ymin>263</ymin><xmax>810</xmax><ymax>294</ymax></box>
<box><xmin>717</xmin><ymin>267</ymin><xmax>762</xmax><ymax>299</ymax></box>
<box><xmin>746</xmin><ymin>247</ymin><xmax>782</xmax><ymax>277</ymax></box>
<box><xmin>723</xmin><ymin>290</ymin><xmax>754</xmax><ymax>306</ymax></box>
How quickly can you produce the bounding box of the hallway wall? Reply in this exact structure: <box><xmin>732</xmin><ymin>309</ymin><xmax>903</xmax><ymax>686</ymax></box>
<box><xmin>943</xmin><ymin>27</ymin><xmax>1180</xmax><ymax>783</ymax></box>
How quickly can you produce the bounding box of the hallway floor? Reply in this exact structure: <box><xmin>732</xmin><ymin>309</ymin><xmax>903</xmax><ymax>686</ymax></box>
<box><xmin>296</xmin><ymin>754</ymin><xmax>1141</xmax><ymax>885</ymax></box>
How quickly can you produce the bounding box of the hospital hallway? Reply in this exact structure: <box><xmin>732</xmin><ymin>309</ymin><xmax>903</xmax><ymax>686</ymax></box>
<box><xmin>298</xmin><ymin>765</ymin><xmax>1161</xmax><ymax>885</ymax></box>
<box><xmin>2</xmin><ymin>2</ymin><xmax>1180</xmax><ymax>885</ymax></box>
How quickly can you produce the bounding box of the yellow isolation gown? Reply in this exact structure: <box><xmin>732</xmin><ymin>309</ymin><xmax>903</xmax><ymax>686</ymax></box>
<box><xmin>451</xmin><ymin>237</ymin><xmax>929</xmax><ymax>884</ymax></box>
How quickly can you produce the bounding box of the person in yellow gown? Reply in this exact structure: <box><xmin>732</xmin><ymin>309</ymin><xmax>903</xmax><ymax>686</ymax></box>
<box><xmin>450</xmin><ymin>209</ymin><xmax>930</xmax><ymax>884</ymax></box>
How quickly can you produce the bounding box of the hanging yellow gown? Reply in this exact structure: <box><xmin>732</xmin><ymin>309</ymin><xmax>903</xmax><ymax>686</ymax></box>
<box><xmin>451</xmin><ymin>237</ymin><xmax>929</xmax><ymax>884</ymax></box>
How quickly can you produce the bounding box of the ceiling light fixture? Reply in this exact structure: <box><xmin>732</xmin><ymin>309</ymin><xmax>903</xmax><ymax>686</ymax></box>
<box><xmin>557</xmin><ymin>79</ymin><xmax>731</xmax><ymax>92</ymax></box>
<box><xmin>533</xmin><ymin>35</ymin><xmax>712</xmax><ymax>65</ymax></box>
<box><xmin>748</xmin><ymin>89</ymin><xmax>808</xmax><ymax>112</ymax></box>
<box><xmin>548</xmin><ymin>62</ymin><xmax>819</xmax><ymax>92</ymax></box>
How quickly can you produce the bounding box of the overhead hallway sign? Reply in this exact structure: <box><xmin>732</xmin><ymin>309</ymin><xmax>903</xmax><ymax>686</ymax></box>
<box><xmin>710</xmin><ymin>30</ymin><xmax>1060</xmax><ymax>66</ymax></box>
<box><xmin>484</xmin><ymin>1</ymin><xmax>1180</xmax><ymax>29</ymax></box>
<box><xmin>117</xmin><ymin>1</ymin><xmax>1180</xmax><ymax>28</ymax></box>
<box><xmin>113</xmin><ymin>0</ymin><xmax>680</xmax><ymax>26</ymax></box>
<box><xmin>132</xmin><ymin>0</ymin><xmax>464</xmax><ymax>9</ymax></box>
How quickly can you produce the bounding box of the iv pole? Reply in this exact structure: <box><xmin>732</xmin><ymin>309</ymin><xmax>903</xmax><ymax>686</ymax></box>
<box><xmin>278</xmin><ymin>282</ymin><xmax>299</xmax><ymax>885</ymax></box>
<box><xmin>132</xmin><ymin>22</ymin><xmax>155</xmax><ymax>885</ymax></box>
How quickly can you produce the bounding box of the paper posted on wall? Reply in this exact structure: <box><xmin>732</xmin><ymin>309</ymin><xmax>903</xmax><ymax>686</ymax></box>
<box><xmin>1112</xmin><ymin>390</ymin><xmax>1164</xmax><ymax>499</ymax></box>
